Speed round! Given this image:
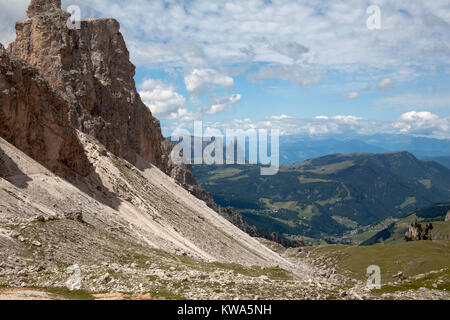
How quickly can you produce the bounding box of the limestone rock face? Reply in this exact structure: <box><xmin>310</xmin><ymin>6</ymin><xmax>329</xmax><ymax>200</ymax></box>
<box><xmin>0</xmin><ymin>44</ymin><xmax>90</xmax><ymax>177</ymax></box>
<box><xmin>406</xmin><ymin>225</ymin><xmax>420</xmax><ymax>240</ymax></box>
<box><xmin>9</xmin><ymin>2</ymin><xmax>166</xmax><ymax>171</ymax></box>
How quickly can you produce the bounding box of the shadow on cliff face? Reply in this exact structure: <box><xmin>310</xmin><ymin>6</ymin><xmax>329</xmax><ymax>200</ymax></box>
<box><xmin>0</xmin><ymin>146</ymin><xmax>32</xmax><ymax>189</ymax></box>
<box><xmin>0</xmin><ymin>136</ymin><xmax>122</xmax><ymax>211</ymax></box>
<box><xmin>67</xmin><ymin>148</ymin><xmax>123</xmax><ymax>211</ymax></box>
<box><xmin>0</xmin><ymin>45</ymin><xmax>123</xmax><ymax>211</ymax></box>
<box><xmin>70</xmin><ymin>174</ymin><xmax>122</xmax><ymax>212</ymax></box>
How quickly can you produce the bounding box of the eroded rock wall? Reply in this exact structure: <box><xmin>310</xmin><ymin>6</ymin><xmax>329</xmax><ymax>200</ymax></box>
<box><xmin>0</xmin><ymin>43</ymin><xmax>90</xmax><ymax>177</ymax></box>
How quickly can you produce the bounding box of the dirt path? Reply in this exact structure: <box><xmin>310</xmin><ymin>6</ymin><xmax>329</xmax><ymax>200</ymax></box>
<box><xmin>0</xmin><ymin>288</ymin><xmax>159</xmax><ymax>300</ymax></box>
<box><xmin>0</xmin><ymin>288</ymin><xmax>55</xmax><ymax>300</ymax></box>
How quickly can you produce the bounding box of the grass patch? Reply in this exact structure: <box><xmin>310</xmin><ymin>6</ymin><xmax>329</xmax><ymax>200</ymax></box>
<box><xmin>430</xmin><ymin>221</ymin><xmax>450</xmax><ymax>240</ymax></box>
<box><xmin>316</xmin><ymin>196</ymin><xmax>342</xmax><ymax>206</ymax></box>
<box><xmin>228</xmin><ymin>174</ymin><xmax>249</xmax><ymax>181</ymax></box>
<box><xmin>147</xmin><ymin>275</ymin><xmax>158</xmax><ymax>281</ymax></box>
<box><xmin>297</xmin><ymin>176</ymin><xmax>333</xmax><ymax>184</ymax></box>
<box><xmin>372</xmin><ymin>269</ymin><xmax>450</xmax><ymax>295</ymax></box>
<box><xmin>308</xmin><ymin>241</ymin><xmax>450</xmax><ymax>285</ymax></box>
<box><xmin>399</xmin><ymin>197</ymin><xmax>416</xmax><ymax>209</ymax></box>
<box><xmin>418</xmin><ymin>179</ymin><xmax>432</xmax><ymax>189</ymax></box>
<box><xmin>30</xmin><ymin>286</ymin><xmax>95</xmax><ymax>300</ymax></box>
<box><xmin>204</xmin><ymin>263</ymin><xmax>292</xmax><ymax>281</ymax></box>
<box><xmin>309</xmin><ymin>161</ymin><xmax>355</xmax><ymax>174</ymax></box>
<box><xmin>297</xmin><ymin>204</ymin><xmax>320</xmax><ymax>219</ymax></box>
<box><xmin>261</xmin><ymin>198</ymin><xmax>299</xmax><ymax>211</ymax></box>
<box><xmin>332</xmin><ymin>216</ymin><xmax>359</xmax><ymax>229</ymax></box>
<box><xmin>149</xmin><ymin>288</ymin><xmax>187</xmax><ymax>300</ymax></box>
<box><xmin>260</xmin><ymin>199</ymin><xmax>319</xmax><ymax>220</ymax></box>
<box><xmin>209</xmin><ymin>168</ymin><xmax>243</xmax><ymax>180</ymax></box>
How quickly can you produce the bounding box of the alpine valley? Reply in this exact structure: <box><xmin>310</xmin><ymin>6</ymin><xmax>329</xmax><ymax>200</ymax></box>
<box><xmin>194</xmin><ymin>151</ymin><xmax>450</xmax><ymax>245</ymax></box>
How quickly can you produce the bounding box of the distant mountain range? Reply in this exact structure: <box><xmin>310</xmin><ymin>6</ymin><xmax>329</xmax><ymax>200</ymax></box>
<box><xmin>170</xmin><ymin>134</ymin><xmax>450</xmax><ymax>168</ymax></box>
<box><xmin>194</xmin><ymin>152</ymin><xmax>450</xmax><ymax>243</ymax></box>
<box><xmin>422</xmin><ymin>156</ymin><xmax>450</xmax><ymax>169</ymax></box>
<box><xmin>279</xmin><ymin>134</ymin><xmax>450</xmax><ymax>164</ymax></box>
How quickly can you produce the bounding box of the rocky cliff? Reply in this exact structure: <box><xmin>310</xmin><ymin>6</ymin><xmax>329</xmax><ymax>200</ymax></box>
<box><xmin>0</xmin><ymin>43</ymin><xmax>90</xmax><ymax>177</ymax></box>
<box><xmin>8</xmin><ymin>0</ymin><xmax>180</xmax><ymax>177</ymax></box>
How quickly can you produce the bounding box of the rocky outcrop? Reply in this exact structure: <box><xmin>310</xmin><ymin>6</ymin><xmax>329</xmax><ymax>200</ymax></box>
<box><xmin>9</xmin><ymin>0</ymin><xmax>167</xmax><ymax>172</ymax></box>
<box><xmin>405</xmin><ymin>225</ymin><xmax>420</xmax><ymax>240</ymax></box>
<box><xmin>27</xmin><ymin>0</ymin><xmax>61</xmax><ymax>18</ymax></box>
<box><xmin>0</xmin><ymin>43</ymin><xmax>90</xmax><ymax>177</ymax></box>
<box><xmin>405</xmin><ymin>222</ymin><xmax>433</xmax><ymax>241</ymax></box>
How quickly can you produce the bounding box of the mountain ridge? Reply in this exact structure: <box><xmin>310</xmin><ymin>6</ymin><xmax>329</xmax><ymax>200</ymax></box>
<box><xmin>278</xmin><ymin>134</ymin><xmax>450</xmax><ymax>164</ymax></box>
<box><xmin>194</xmin><ymin>151</ymin><xmax>450</xmax><ymax>243</ymax></box>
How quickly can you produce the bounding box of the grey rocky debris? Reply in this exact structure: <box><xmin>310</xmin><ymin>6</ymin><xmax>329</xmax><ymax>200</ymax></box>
<box><xmin>31</xmin><ymin>241</ymin><xmax>42</xmax><ymax>247</ymax></box>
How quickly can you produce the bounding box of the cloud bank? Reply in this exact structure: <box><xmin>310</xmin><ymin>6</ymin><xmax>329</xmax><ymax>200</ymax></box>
<box><xmin>170</xmin><ymin>111</ymin><xmax>450</xmax><ymax>139</ymax></box>
<box><xmin>138</xmin><ymin>79</ymin><xmax>193</xmax><ymax>120</ymax></box>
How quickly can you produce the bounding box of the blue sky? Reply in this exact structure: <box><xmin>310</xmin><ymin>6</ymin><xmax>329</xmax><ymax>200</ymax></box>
<box><xmin>1</xmin><ymin>0</ymin><xmax>449</xmax><ymax>138</ymax></box>
<box><xmin>134</xmin><ymin>66</ymin><xmax>449</xmax><ymax>120</ymax></box>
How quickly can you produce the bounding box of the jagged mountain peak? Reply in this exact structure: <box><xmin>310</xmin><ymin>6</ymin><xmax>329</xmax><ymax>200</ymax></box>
<box><xmin>9</xmin><ymin>0</ymin><xmax>173</xmax><ymax>179</ymax></box>
<box><xmin>27</xmin><ymin>0</ymin><xmax>62</xmax><ymax>18</ymax></box>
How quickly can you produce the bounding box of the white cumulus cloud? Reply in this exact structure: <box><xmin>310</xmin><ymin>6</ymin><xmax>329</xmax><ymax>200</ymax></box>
<box><xmin>332</xmin><ymin>115</ymin><xmax>363</xmax><ymax>122</ymax></box>
<box><xmin>394</xmin><ymin>111</ymin><xmax>448</xmax><ymax>137</ymax></box>
<box><xmin>203</xmin><ymin>94</ymin><xmax>241</xmax><ymax>115</ymax></box>
<box><xmin>192</xmin><ymin>111</ymin><xmax>450</xmax><ymax>139</ymax></box>
<box><xmin>271</xmin><ymin>114</ymin><xmax>292</xmax><ymax>120</ymax></box>
<box><xmin>2</xmin><ymin>0</ymin><xmax>450</xmax><ymax>75</ymax></box>
<box><xmin>247</xmin><ymin>64</ymin><xmax>321</xmax><ymax>87</ymax></box>
<box><xmin>184</xmin><ymin>68</ymin><xmax>234</xmax><ymax>98</ymax></box>
<box><xmin>345</xmin><ymin>92</ymin><xmax>359</xmax><ymax>99</ymax></box>
<box><xmin>377</xmin><ymin>78</ymin><xmax>395</xmax><ymax>91</ymax></box>
<box><xmin>138</xmin><ymin>79</ymin><xmax>193</xmax><ymax>120</ymax></box>
<box><xmin>400</xmin><ymin>111</ymin><xmax>439</xmax><ymax>121</ymax></box>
